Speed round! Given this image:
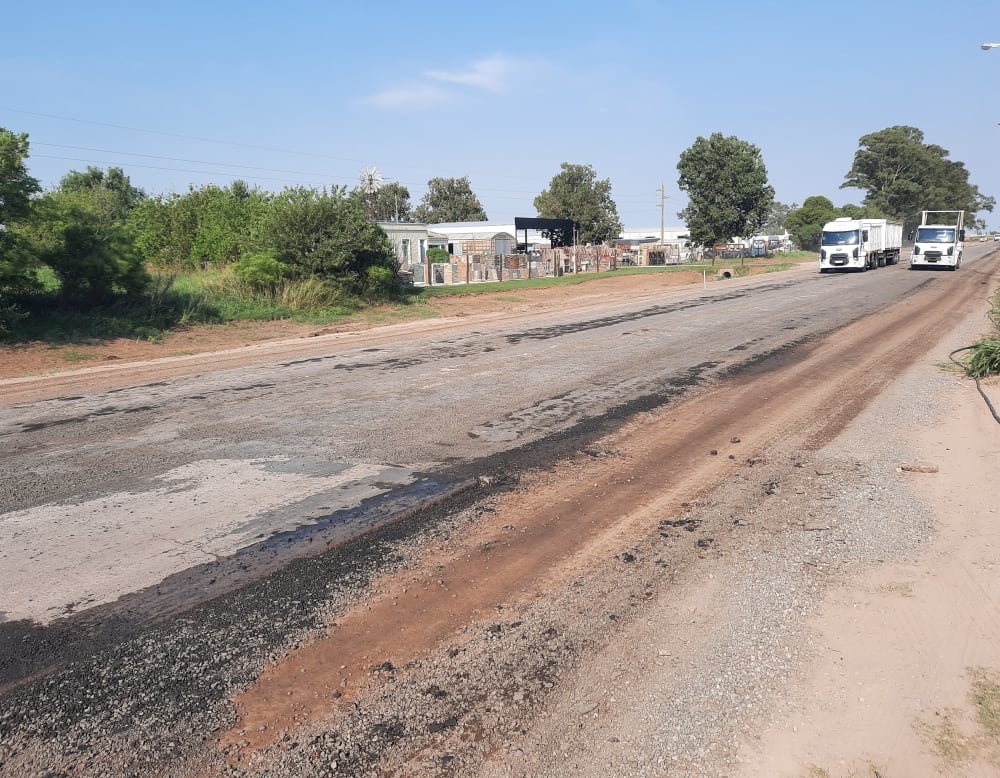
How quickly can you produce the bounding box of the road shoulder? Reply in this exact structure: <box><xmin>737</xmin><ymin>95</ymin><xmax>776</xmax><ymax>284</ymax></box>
<box><xmin>737</xmin><ymin>301</ymin><xmax>1000</xmax><ymax>776</ymax></box>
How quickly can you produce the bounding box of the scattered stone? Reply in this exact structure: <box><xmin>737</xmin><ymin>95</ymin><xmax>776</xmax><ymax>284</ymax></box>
<box><xmin>575</xmin><ymin>701</ymin><xmax>599</xmax><ymax>715</ymax></box>
<box><xmin>900</xmin><ymin>462</ymin><xmax>939</xmax><ymax>474</ymax></box>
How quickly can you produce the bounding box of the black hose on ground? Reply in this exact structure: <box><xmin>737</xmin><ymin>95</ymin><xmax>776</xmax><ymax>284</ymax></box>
<box><xmin>949</xmin><ymin>345</ymin><xmax>1000</xmax><ymax>425</ymax></box>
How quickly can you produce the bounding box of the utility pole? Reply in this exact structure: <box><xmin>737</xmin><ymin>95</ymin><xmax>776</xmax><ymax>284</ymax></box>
<box><xmin>657</xmin><ymin>183</ymin><xmax>670</xmax><ymax>263</ymax></box>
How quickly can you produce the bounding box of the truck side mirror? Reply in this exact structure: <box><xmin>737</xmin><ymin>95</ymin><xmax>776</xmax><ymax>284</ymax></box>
<box><xmin>861</xmin><ymin>230</ymin><xmax>869</xmax><ymax>241</ymax></box>
<box><xmin>907</xmin><ymin>231</ymin><xmax>914</xmax><ymax>240</ymax></box>
<box><xmin>959</xmin><ymin>230</ymin><xmax>966</xmax><ymax>241</ymax></box>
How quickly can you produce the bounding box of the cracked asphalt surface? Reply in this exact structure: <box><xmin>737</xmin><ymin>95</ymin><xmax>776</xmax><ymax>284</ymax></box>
<box><xmin>2</xmin><ymin>250</ymin><xmax>997</xmax><ymax>776</ymax></box>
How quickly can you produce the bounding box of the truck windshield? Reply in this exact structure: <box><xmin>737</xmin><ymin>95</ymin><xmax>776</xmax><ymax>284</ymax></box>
<box><xmin>822</xmin><ymin>230</ymin><xmax>858</xmax><ymax>245</ymax></box>
<box><xmin>916</xmin><ymin>227</ymin><xmax>956</xmax><ymax>243</ymax></box>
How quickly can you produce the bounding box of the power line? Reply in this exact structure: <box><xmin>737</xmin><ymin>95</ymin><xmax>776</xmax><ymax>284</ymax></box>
<box><xmin>1</xmin><ymin>106</ymin><xmax>370</xmax><ymax>164</ymax></box>
<box><xmin>33</xmin><ymin>142</ymin><xmax>360</xmax><ymax>181</ymax></box>
<box><xmin>5</xmin><ymin>106</ymin><xmax>668</xmax><ymax>202</ymax></box>
<box><xmin>11</xmin><ymin>109</ymin><xmax>674</xmax><ymax>212</ymax></box>
<box><xmin>31</xmin><ymin>155</ymin><xmax>336</xmax><ymax>188</ymax></box>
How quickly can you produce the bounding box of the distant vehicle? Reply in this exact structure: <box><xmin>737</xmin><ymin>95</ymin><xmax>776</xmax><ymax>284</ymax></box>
<box><xmin>819</xmin><ymin>217</ymin><xmax>903</xmax><ymax>272</ymax></box>
<box><xmin>910</xmin><ymin>211</ymin><xmax>965</xmax><ymax>271</ymax></box>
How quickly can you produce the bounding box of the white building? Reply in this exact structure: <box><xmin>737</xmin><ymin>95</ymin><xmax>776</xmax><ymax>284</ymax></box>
<box><xmin>377</xmin><ymin>221</ymin><xmax>448</xmax><ymax>272</ymax></box>
<box><xmin>617</xmin><ymin>227</ymin><xmax>689</xmax><ymax>246</ymax></box>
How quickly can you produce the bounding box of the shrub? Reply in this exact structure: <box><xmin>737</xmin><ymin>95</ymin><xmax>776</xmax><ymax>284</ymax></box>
<box><xmin>0</xmin><ymin>303</ymin><xmax>27</xmax><ymax>336</ymax></box>
<box><xmin>231</xmin><ymin>250</ymin><xmax>288</xmax><ymax>288</ymax></box>
<box><xmin>362</xmin><ymin>265</ymin><xmax>396</xmax><ymax>301</ymax></box>
<box><xmin>427</xmin><ymin>246</ymin><xmax>450</xmax><ymax>263</ymax></box>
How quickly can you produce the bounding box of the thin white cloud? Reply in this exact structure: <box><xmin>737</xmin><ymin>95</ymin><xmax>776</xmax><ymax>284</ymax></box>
<box><xmin>367</xmin><ymin>83</ymin><xmax>450</xmax><ymax>109</ymax></box>
<box><xmin>366</xmin><ymin>54</ymin><xmax>545</xmax><ymax>111</ymax></box>
<box><xmin>424</xmin><ymin>55</ymin><xmax>518</xmax><ymax>93</ymax></box>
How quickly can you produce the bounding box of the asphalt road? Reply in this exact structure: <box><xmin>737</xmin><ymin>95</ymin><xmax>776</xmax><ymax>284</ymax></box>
<box><xmin>1</xmin><ymin>249</ymin><xmax>995</xmax><ymax>629</ymax></box>
<box><xmin>2</xmin><ymin>245</ymin><xmax>999</xmax><ymax>777</ymax></box>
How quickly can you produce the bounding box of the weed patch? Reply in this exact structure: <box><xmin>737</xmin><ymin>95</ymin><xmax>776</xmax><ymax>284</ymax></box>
<box><xmin>913</xmin><ymin>666</ymin><xmax>1000</xmax><ymax>770</ymax></box>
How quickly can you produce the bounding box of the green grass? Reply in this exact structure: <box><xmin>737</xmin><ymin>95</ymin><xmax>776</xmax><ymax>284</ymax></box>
<box><xmin>0</xmin><ymin>255</ymin><xmax>817</xmax><ymax>346</ymax></box>
<box><xmin>967</xmin><ymin>339</ymin><xmax>1000</xmax><ymax>379</ymax></box>
<box><xmin>912</xmin><ymin>667</ymin><xmax>1000</xmax><ymax>770</ymax></box>
<box><xmin>970</xmin><ymin>667</ymin><xmax>1000</xmax><ymax>741</ymax></box>
<box><xmin>965</xmin><ymin>289</ymin><xmax>1000</xmax><ymax>379</ymax></box>
<box><xmin>61</xmin><ymin>350</ymin><xmax>100</xmax><ymax>363</ymax></box>
<box><xmin>1</xmin><ymin>269</ymin><xmax>377</xmax><ymax>346</ymax></box>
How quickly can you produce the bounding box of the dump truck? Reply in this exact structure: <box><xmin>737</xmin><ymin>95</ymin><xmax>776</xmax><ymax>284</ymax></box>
<box><xmin>819</xmin><ymin>217</ymin><xmax>903</xmax><ymax>272</ymax></box>
<box><xmin>910</xmin><ymin>211</ymin><xmax>965</xmax><ymax>270</ymax></box>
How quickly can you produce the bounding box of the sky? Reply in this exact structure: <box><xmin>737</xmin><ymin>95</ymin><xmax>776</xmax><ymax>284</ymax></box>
<box><xmin>4</xmin><ymin>0</ymin><xmax>1000</xmax><ymax>231</ymax></box>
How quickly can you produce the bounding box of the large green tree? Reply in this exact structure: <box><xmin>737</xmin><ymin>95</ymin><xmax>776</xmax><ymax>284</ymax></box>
<box><xmin>0</xmin><ymin>128</ymin><xmax>41</xmax><ymax>296</ymax></box>
<box><xmin>784</xmin><ymin>196</ymin><xmax>841</xmax><ymax>250</ymax></box>
<box><xmin>533</xmin><ymin>162</ymin><xmax>622</xmax><ymax>245</ymax></box>
<box><xmin>676</xmin><ymin>132</ymin><xmax>775</xmax><ymax>247</ymax></box>
<box><xmin>842</xmin><ymin>126</ymin><xmax>994</xmax><ymax>233</ymax></box>
<box><xmin>412</xmin><ymin>177</ymin><xmax>487</xmax><ymax>223</ymax></box>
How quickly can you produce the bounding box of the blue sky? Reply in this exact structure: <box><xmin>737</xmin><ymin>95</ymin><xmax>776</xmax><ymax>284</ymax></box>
<box><xmin>4</xmin><ymin>0</ymin><xmax>1000</xmax><ymax>229</ymax></box>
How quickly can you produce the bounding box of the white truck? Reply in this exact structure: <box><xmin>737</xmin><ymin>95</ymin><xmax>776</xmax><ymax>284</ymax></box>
<box><xmin>819</xmin><ymin>217</ymin><xmax>903</xmax><ymax>272</ymax></box>
<box><xmin>910</xmin><ymin>210</ymin><xmax>965</xmax><ymax>270</ymax></box>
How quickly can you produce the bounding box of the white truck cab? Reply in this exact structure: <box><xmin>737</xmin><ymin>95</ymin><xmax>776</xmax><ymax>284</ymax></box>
<box><xmin>910</xmin><ymin>211</ymin><xmax>965</xmax><ymax>270</ymax></box>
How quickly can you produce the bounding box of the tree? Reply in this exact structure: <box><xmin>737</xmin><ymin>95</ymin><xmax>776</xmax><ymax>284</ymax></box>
<box><xmin>761</xmin><ymin>201</ymin><xmax>796</xmax><ymax>234</ymax></box>
<box><xmin>254</xmin><ymin>186</ymin><xmax>394</xmax><ymax>285</ymax></box>
<box><xmin>784</xmin><ymin>196</ymin><xmax>841</xmax><ymax>251</ymax></box>
<box><xmin>30</xmin><ymin>188</ymin><xmax>149</xmax><ymax>307</ymax></box>
<box><xmin>187</xmin><ymin>182</ymin><xmax>268</xmax><ymax>267</ymax></box>
<box><xmin>842</xmin><ymin>125</ymin><xmax>995</xmax><ymax>234</ymax></box>
<box><xmin>533</xmin><ymin>163</ymin><xmax>622</xmax><ymax>245</ymax></box>
<box><xmin>412</xmin><ymin>177</ymin><xmax>487</xmax><ymax>223</ymax></box>
<box><xmin>838</xmin><ymin>203</ymin><xmax>868</xmax><ymax>219</ymax></box>
<box><xmin>59</xmin><ymin>166</ymin><xmax>145</xmax><ymax>222</ymax></box>
<box><xmin>676</xmin><ymin>132</ymin><xmax>775</xmax><ymax>247</ymax></box>
<box><xmin>0</xmin><ymin>128</ymin><xmax>41</xmax><ymax>296</ymax></box>
<box><xmin>352</xmin><ymin>181</ymin><xmax>412</xmax><ymax>222</ymax></box>
<box><xmin>129</xmin><ymin>192</ymin><xmax>200</xmax><ymax>269</ymax></box>
<box><xmin>129</xmin><ymin>182</ymin><xmax>268</xmax><ymax>269</ymax></box>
